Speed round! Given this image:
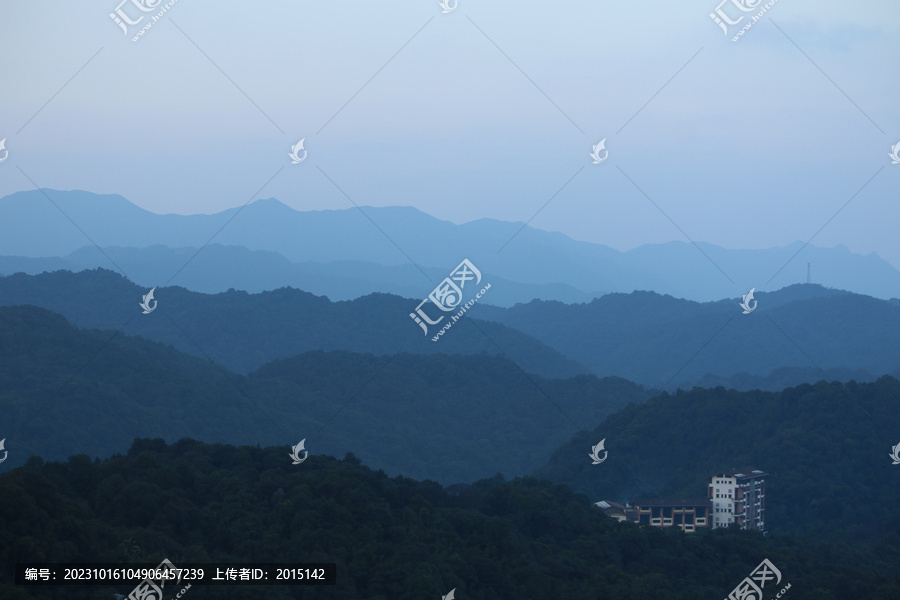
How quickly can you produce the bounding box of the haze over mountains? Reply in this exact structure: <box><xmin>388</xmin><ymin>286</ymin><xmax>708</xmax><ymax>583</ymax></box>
<box><xmin>3</xmin><ymin>186</ymin><xmax>900</xmax><ymax>593</ymax></box>
<box><xmin>0</xmin><ymin>304</ymin><xmax>647</xmax><ymax>484</ymax></box>
<box><xmin>0</xmin><ymin>269</ymin><xmax>586</xmax><ymax>380</ymax></box>
<box><xmin>3</xmin><ymin>189</ymin><xmax>899</xmax><ymax>305</ymax></box>
<box><xmin>4</xmin><ymin>0</ymin><xmax>898</xmax><ymax>594</ymax></box>
<box><xmin>2</xmin><ymin>269</ymin><xmax>898</xmax><ymax>390</ymax></box>
<box><xmin>0</xmin><ymin>244</ymin><xmax>598</xmax><ymax>307</ymax></box>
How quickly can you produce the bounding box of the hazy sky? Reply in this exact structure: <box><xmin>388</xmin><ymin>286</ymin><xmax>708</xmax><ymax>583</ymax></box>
<box><xmin>1</xmin><ymin>1</ymin><xmax>898</xmax><ymax>268</ymax></box>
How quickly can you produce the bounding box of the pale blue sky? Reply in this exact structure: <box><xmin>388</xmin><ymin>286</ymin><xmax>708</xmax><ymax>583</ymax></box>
<box><xmin>1</xmin><ymin>1</ymin><xmax>898</xmax><ymax>268</ymax></box>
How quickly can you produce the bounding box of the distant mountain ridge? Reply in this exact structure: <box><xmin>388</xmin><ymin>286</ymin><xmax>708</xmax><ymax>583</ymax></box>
<box><xmin>475</xmin><ymin>284</ymin><xmax>900</xmax><ymax>387</ymax></box>
<box><xmin>0</xmin><ymin>244</ymin><xmax>598</xmax><ymax>307</ymax></box>
<box><xmin>1</xmin><ymin>269</ymin><xmax>897</xmax><ymax>390</ymax></box>
<box><xmin>0</xmin><ymin>268</ymin><xmax>587</xmax><ymax>379</ymax></box>
<box><xmin>2</xmin><ymin>188</ymin><xmax>899</xmax><ymax>303</ymax></box>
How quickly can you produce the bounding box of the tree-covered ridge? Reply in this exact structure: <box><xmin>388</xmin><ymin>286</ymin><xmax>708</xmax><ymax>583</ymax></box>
<box><xmin>5</xmin><ymin>304</ymin><xmax>900</xmax><ymax>548</ymax></box>
<box><xmin>537</xmin><ymin>377</ymin><xmax>900</xmax><ymax>541</ymax></box>
<box><xmin>0</xmin><ymin>268</ymin><xmax>588</xmax><ymax>379</ymax></box>
<box><xmin>1</xmin><ymin>438</ymin><xmax>898</xmax><ymax>600</ymax></box>
<box><xmin>475</xmin><ymin>285</ymin><xmax>900</xmax><ymax>387</ymax></box>
<box><xmin>5</xmin><ymin>268</ymin><xmax>900</xmax><ymax>390</ymax></box>
<box><xmin>0</xmin><ymin>304</ymin><xmax>649</xmax><ymax>484</ymax></box>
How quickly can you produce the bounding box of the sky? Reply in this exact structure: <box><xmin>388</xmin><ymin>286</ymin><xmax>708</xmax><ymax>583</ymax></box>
<box><xmin>1</xmin><ymin>1</ymin><xmax>898</xmax><ymax>269</ymax></box>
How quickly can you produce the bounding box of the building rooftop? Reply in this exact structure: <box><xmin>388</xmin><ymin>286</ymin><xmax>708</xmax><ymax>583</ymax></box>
<box><xmin>710</xmin><ymin>468</ymin><xmax>768</xmax><ymax>480</ymax></box>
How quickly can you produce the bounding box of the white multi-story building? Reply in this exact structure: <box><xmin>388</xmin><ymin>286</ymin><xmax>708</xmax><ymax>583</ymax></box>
<box><xmin>708</xmin><ymin>468</ymin><xmax>767</xmax><ymax>532</ymax></box>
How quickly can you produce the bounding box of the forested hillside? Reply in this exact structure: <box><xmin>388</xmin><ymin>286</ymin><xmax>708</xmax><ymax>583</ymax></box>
<box><xmin>6</xmin><ymin>303</ymin><xmax>900</xmax><ymax>547</ymax></box>
<box><xmin>1</xmin><ymin>438</ymin><xmax>898</xmax><ymax>599</ymax></box>
<box><xmin>536</xmin><ymin>377</ymin><xmax>900</xmax><ymax>541</ymax></box>
<box><xmin>0</xmin><ymin>305</ymin><xmax>647</xmax><ymax>484</ymax></box>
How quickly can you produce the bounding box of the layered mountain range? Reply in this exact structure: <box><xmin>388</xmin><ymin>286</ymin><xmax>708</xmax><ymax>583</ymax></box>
<box><xmin>1</xmin><ymin>269</ymin><xmax>897</xmax><ymax>388</ymax></box>
<box><xmin>3</xmin><ymin>189</ymin><xmax>899</xmax><ymax>305</ymax></box>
